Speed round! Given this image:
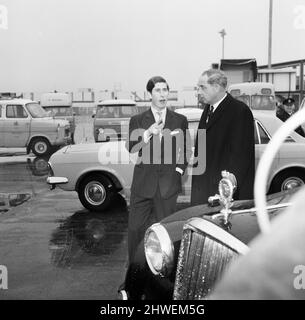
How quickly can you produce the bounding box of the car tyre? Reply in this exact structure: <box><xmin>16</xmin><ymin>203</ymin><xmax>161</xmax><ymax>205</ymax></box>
<box><xmin>31</xmin><ymin>138</ymin><xmax>51</xmax><ymax>156</ymax></box>
<box><xmin>269</xmin><ymin>170</ymin><xmax>305</xmax><ymax>193</ymax></box>
<box><xmin>78</xmin><ymin>174</ymin><xmax>114</xmax><ymax>212</ymax></box>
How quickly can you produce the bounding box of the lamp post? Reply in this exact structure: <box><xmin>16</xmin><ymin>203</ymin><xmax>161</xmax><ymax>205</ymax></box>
<box><xmin>268</xmin><ymin>0</ymin><xmax>273</xmax><ymax>68</ymax></box>
<box><xmin>219</xmin><ymin>29</ymin><xmax>226</xmax><ymax>60</ymax></box>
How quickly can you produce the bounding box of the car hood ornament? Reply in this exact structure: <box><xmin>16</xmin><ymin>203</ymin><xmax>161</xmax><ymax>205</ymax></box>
<box><xmin>209</xmin><ymin>171</ymin><xmax>237</xmax><ymax>225</ymax></box>
<box><xmin>219</xmin><ymin>171</ymin><xmax>237</xmax><ymax>222</ymax></box>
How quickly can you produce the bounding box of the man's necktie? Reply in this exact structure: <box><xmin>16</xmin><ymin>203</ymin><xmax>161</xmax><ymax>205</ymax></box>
<box><xmin>206</xmin><ymin>105</ymin><xmax>214</xmax><ymax>123</ymax></box>
<box><xmin>156</xmin><ymin>111</ymin><xmax>163</xmax><ymax>140</ymax></box>
<box><xmin>156</xmin><ymin>111</ymin><xmax>162</xmax><ymax>124</ymax></box>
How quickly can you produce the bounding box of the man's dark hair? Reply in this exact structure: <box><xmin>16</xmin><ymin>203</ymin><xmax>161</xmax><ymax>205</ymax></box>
<box><xmin>146</xmin><ymin>76</ymin><xmax>169</xmax><ymax>93</ymax></box>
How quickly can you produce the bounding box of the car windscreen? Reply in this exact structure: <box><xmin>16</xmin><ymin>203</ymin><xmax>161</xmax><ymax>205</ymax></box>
<box><xmin>235</xmin><ymin>95</ymin><xmax>250</xmax><ymax>107</ymax></box>
<box><xmin>26</xmin><ymin>103</ymin><xmax>50</xmax><ymax>118</ymax></box>
<box><xmin>251</xmin><ymin>95</ymin><xmax>276</xmax><ymax>110</ymax></box>
<box><xmin>96</xmin><ymin>105</ymin><xmax>138</xmax><ymax>118</ymax></box>
<box><xmin>44</xmin><ymin>107</ymin><xmax>73</xmax><ymax>116</ymax></box>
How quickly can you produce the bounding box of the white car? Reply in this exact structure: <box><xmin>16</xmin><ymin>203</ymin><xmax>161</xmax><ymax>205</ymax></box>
<box><xmin>47</xmin><ymin>108</ymin><xmax>305</xmax><ymax>212</ymax></box>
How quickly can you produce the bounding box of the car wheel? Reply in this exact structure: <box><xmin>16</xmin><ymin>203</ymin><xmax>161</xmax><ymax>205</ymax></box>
<box><xmin>78</xmin><ymin>174</ymin><xmax>114</xmax><ymax>212</ymax></box>
<box><xmin>31</xmin><ymin>138</ymin><xmax>51</xmax><ymax>156</ymax></box>
<box><xmin>269</xmin><ymin>170</ymin><xmax>305</xmax><ymax>193</ymax></box>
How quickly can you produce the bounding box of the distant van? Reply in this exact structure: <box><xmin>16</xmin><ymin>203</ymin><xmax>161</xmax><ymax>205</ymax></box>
<box><xmin>0</xmin><ymin>99</ymin><xmax>71</xmax><ymax>156</ymax></box>
<box><xmin>93</xmin><ymin>99</ymin><xmax>139</xmax><ymax>142</ymax></box>
<box><xmin>228</xmin><ymin>82</ymin><xmax>276</xmax><ymax>111</ymax></box>
<box><xmin>40</xmin><ymin>92</ymin><xmax>76</xmax><ymax>143</ymax></box>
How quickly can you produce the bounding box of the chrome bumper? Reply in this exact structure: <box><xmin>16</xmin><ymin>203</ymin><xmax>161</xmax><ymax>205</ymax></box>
<box><xmin>47</xmin><ymin>176</ymin><xmax>68</xmax><ymax>190</ymax></box>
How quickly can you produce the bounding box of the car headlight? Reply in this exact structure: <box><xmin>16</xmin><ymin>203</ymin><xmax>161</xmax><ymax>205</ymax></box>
<box><xmin>144</xmin><ymin>223</ymin><xmax>174</xmax><ymax>277</ymax></box>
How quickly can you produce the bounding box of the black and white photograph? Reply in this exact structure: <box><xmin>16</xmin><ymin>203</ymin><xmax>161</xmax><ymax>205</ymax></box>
<box><xmin>1</xmin><ymin>0</ymin><xmax>305</xmax><ymax>309</ymax></box>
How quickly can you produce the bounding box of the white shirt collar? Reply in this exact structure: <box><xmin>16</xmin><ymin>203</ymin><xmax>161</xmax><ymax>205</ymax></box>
<box><xmin>211</xmin><ymin>93</ymin><xmax>227</xmax><ymax>112</ymax></box>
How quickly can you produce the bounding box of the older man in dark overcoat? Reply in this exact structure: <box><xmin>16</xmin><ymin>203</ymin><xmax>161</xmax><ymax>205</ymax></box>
<box><xmin>191</xmin><ymin>69</ymin><xmax>255</xmax><ymax>205</ymax></box>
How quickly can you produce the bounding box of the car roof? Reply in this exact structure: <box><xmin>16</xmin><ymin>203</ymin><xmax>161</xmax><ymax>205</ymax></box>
<box><xmin>175</xmin><ymin>107</ymin><xmax>203</xmax><ymax>121</ymax></box>
<box><xmin>176</xmin><ymin>107</ymin><xmax>305</xmax><ymax>143</ymax></box>
<box><xmin>0</xmin><ymin>99</ymin><xmax>37</xmax><ymax>104</ymax></box>
<box><xmin>97</xmin><ymin>99</ymin><xmax>136</xmax><ymax>106</ymax></box>
<box><xmin>228</xmin><ymin>82</ymin><xmax>274</xmax><ymax>90</ymax></box>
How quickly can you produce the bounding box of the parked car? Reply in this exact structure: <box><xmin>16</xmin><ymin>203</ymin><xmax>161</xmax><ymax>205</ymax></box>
<box><xmin>47</xmin><ymin>108</ymin><xmax>305</xmax><ymax>212</ymax></box>
<box><xmin>228</xmin><ymin>82</ymin><xmax>276</xmax><ymax>111</ymax></box>
<box><xmin>121</xmin><ymin>175</ymin><xmax>297</xmax><ymax>300</ymax></box>
<box><xmin>40</xmin><ymin>92</ymin><xmax>76</xmax><ymax>144</ymax></box>
<box><xmin>93</xmin><ymin>99</ymin><xmax>141</xmax><ymax>142</ymax></box>
<box><xmin>0</xmin><ymin>99</ymin><xmax>71</xmax><ymax>156</ymax></box>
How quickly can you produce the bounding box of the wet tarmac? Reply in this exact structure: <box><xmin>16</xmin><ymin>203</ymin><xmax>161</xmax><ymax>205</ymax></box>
<box><xmin>0</xmin><ymin>118</ymin><xmax>132</xmax><ymax>299</ymax></box>
<box><xmin>0</xmin><ymin>156</ymin><xmax>130</xmax><ymax>299</ymax></box>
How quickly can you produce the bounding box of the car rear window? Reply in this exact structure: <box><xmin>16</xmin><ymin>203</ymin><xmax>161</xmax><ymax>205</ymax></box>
<box><xmin>44</xmin><ymin>107</ymin><xmax>73</xmax><ymax>116</ymax></box>
<box><xmin>96</xmin><ymin>105</ymin><xmax>138</xmax><ymax>118</ymax></box>
<box><xmin>235</xmin><ymin>95</ymin><xmax>250</xmax><ymax>107</ymax></box>
<box><xmin>251</xmin><ymin>95</ymin><xmax>275</xmax><ymax>110</ymax></box>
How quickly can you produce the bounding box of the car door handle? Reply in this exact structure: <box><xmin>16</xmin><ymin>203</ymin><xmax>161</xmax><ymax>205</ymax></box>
<box><xmin>14</xmin><ymin>121</ymin><xmax>18</xmax><ymax>125</ymax></box>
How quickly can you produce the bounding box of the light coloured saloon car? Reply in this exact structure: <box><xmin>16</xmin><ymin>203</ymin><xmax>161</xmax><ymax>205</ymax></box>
<box><xmin>47</xmin><ymin>108</ymin><xmax>305</xmax><ymax>212</ymax></box>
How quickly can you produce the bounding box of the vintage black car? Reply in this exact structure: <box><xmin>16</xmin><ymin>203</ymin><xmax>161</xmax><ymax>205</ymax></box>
<box><xmin>121</xmin><ymin>176</ymin><xmax>295</xmax><ymax>300</ymax></box>
<box><xmin>118</xmin><ymin>104</ymin><xmax>305</xmax><ymax>300</ymax></box>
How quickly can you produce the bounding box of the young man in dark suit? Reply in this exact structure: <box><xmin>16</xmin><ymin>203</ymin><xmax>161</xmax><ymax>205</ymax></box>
<box><xmin>191</xmin><ymin>68</ymin><xmax>255</xmax><ymax>205</ymax></box>
<box><xmin>126</xmin><ymin>76</ymin><xmax>189</xmax><ymax>264</ymax></box>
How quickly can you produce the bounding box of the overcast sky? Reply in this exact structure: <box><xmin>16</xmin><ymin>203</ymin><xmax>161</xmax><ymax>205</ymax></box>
<box><xmin>0</xmin><ymin>0</ymin><xmax>304</xmax><ymax>93</ymax></box>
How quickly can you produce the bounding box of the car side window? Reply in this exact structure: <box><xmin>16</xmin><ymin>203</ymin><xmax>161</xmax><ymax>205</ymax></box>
<box><xmin>6</xmin><ymin>105</ymin><xmax>28</xmax><ymax>118</ymax></box>
<box><xmin>257</xmin><ymin>121</ymin><xmax>270</xmax><ymax>144</ymax></box>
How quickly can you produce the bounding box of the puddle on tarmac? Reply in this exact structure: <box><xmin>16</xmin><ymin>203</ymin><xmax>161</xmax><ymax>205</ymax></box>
<box><xmin>0</xmin><ymin>193</ymin><xmax>32</xmax><ymax>213</ymax></box>
<box><xmin>49</xmin><ymin>195</ymin><xmax>128</xmax><ymax>268</ymax></box>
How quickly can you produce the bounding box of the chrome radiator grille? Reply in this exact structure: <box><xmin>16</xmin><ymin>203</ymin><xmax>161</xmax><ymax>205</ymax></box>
<box><xmin>173</xmin><ymin>218</ymin><xmax>248</xmax><ymax>300</ymax></box>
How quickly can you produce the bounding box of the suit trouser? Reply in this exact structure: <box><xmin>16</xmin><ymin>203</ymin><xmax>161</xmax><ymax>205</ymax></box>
<box><xmin>128</xmin><ymin>186</ymin><xmax>178</xmax><ymax>264</ymax></box>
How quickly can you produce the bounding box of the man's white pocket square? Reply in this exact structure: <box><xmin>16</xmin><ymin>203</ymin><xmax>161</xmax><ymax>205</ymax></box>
<box><xmin>170</xmin><ymin>130</ymin><xmax>180</xmax><ymax>135</ymax></box>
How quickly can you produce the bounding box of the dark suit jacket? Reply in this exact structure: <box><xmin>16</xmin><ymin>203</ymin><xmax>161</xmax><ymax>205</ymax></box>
<box><xmin>126</xmin><ymin>108</ymin><xmax>189</xmax><ymax>199</ymax></box>
<box><xmin>191</xmin><ymin>93</ymin><xmax>255</xmax><ymax>205</ymax></box>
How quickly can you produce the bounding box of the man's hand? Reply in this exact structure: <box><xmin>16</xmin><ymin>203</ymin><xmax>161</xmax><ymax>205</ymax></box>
<box><xmin>148</xmin><ymin>120</ymin><xmax>164</xmax><ymax>136</ymax></box>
